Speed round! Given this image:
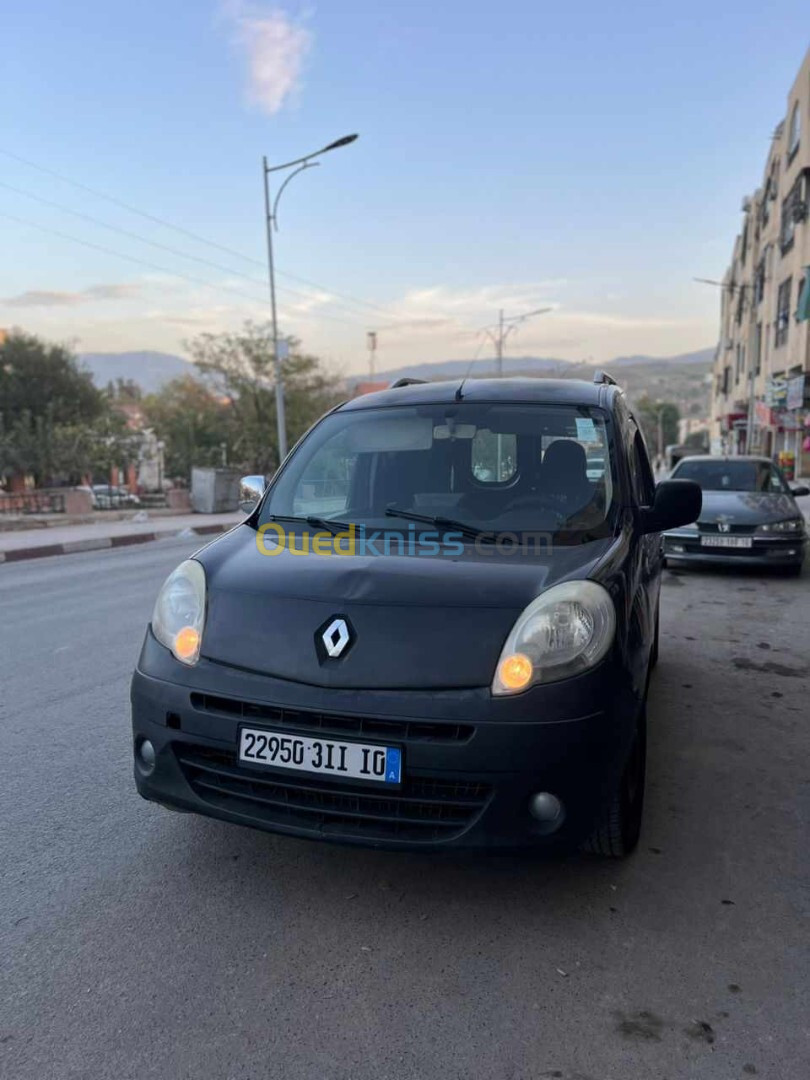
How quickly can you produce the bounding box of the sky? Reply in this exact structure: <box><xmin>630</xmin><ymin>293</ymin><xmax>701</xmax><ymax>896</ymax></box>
<box><xmin>1</xmin><ymin>2</ymin><xmax>808</xmax><ymax>377</ymax></box>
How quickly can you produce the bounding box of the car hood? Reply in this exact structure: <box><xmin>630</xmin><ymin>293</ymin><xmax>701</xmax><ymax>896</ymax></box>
<box><xmin>194</xmin><ymin>524</ymin><xmax>615</xmax><ymax>689</ymax></box>
<box><xmin>697</xmin><ymin>490</ymin><xmax>802</xmax><ymax>526</ymax></box>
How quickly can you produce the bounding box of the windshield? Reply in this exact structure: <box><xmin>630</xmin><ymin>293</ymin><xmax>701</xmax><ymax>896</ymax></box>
<box><xmin>673</xmin><ymin>459</ymin><xmax>789</xmax><ymax>494</ymax></box>
<box><xmin>259</xmin><ymin>402</ymin><xmax>616</xmax><ymax>549</ymax></box>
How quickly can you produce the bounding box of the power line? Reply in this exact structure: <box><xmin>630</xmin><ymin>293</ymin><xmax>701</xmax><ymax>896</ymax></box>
<box><xmin>0</xmin><ymin>147</ymin><xmax>408</xmax><ymax>323</ymax></box>
<box><xmin>0</xmin><ymin>209</ymin><xmax>378</xmax><ymax>328</ymax></box>
<box><xmin>0</xmin><ymin>177</ymin><xmax>316</xmax><ymax>303</ymax></box>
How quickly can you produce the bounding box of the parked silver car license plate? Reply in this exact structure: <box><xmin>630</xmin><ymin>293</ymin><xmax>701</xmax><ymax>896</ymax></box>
<box><xmin>700</xmin><ymin>535</ymin><xmax>752</xmax><ymax>548</ymax></box>
<box><xmin>238</xmin><ymin>727</ymin><xmax>403</xmax><ymax>785</ymax></box>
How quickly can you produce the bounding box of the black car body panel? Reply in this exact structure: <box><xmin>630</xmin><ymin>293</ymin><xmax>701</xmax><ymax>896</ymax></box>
<box><xmin>199</xmin><ymin>524</ymin><xmax>616</xmax><ymax>689</ymax></box>
<box><xmin>132</xmin><ymin>377</ymin><xmax>692</xmax><ymax>852</ymax></box>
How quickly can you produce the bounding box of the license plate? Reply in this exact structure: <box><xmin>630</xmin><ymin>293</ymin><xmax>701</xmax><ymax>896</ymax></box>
<box><xmin>238</xmin><ymin>727</ymin><xmax>402</xmax><ymax>785</ymax></box>
<box><xmin>700</xmin><ymin>535</ymin><xmax>752</xmax><ymax>548</ymax></box>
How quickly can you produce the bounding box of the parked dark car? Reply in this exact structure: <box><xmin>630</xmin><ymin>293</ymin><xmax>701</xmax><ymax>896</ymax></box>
<box><xmin>663</xmin><ymin>455</ymin><xmax>808</xmax><ymax>575</ymax></box>
<box><xmin>131</xmin><ymin>375</ymin><xmax>700</xmax><ymax>857</ymax></box>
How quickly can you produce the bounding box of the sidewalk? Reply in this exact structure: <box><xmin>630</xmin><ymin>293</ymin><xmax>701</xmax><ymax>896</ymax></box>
<box><xmin>0</xmin><ymin>511</ymin><xmax>243</xmax><ymax>564</ymax></box>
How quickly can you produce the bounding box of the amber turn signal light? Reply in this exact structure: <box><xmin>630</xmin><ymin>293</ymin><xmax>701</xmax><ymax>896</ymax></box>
<box><xmin>497</xmin><ymin>652</ymin><xmax>533</xmax><ymax>691</ymax></box>
<box><xmin>174</xmin><ymin>625</ymin><xmax>201</xmax><ymax>662</ymax></box>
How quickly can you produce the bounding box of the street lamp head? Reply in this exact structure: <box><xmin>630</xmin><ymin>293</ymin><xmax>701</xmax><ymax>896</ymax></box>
<box><xmin>320</xmin><ymin>134</ymin><xmax>359</xmax><ymax>154</ymax></box>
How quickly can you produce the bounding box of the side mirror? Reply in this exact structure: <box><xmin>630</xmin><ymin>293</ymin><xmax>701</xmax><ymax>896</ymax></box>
<box><xmin>639</xmin><ymin>479</ymin><xmax>702</xmax><ymax>535</ymax></box>
<box><xmin>789</xmin><ymin>482</ymin><xmax>810</xmax><ymax>497</ymax></box>
<box><xmin>239</xmin><ymin>475</ymin><xmax>265</xmax><ymax>515</ymax></box>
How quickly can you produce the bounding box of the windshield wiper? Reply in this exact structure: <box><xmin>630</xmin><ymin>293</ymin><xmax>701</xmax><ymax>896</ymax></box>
<box><xmin>384</xmin><ymin>505</ymin><xmax>492</xmax><ymax>542</ymax></box>
<box><xmin>265</xmin><ymin>514</ymin><xmax>350</xmax><ymax>537</ymax></box>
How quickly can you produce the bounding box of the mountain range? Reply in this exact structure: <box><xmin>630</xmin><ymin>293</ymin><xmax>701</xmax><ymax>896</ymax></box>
<box><xmin>79</xmin><ymin>346</ymin><xmax>715</xmax><ymax>418</ymax></box>
<box><xmin>371</xmin><ymin>348</ymin><xmax>714</xmax><ymax>385</ymax></box>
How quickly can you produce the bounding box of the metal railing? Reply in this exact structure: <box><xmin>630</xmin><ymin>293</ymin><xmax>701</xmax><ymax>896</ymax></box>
<box><xmin>0</xmin><ymin>491</ymin><xmax>67</xmax><ymax>515</ymax></box>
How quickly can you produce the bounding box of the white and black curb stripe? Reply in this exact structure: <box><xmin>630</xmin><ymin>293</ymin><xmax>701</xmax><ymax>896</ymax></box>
<box><xmin>0</xmin><ymin>523</ymin><xmax>234</xmax><ymax>564</ymax></box>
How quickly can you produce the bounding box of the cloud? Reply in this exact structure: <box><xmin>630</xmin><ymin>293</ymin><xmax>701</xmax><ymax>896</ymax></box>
<box><xmin>0</xmin><ymin>283</ymin><xmax>141</xmax><ymax>307</ymax></box>
<box><xmin>225</xmin><ymin>4</ymin><xmax>311</xmax><ymax>115</ymax></box>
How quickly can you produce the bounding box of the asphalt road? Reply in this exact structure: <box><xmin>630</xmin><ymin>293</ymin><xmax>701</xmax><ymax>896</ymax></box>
<box><xmin>1</xmin><ymin>538</ymin><xmax>809</xmax><ymax>1080</ymax></box>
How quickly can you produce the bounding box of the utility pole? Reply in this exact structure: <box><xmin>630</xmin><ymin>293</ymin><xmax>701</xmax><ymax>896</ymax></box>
<box><xmin>482</xmin><ymin>306</ymin><xmax>552</xmax><ymax>378</ymax></box>
<box><xmin>495</xmin><ymin>309</ymin><xmax>505</xmax><ymax>377</ymax></box>
<box><xmin>262</xmin><ymin>134</ymin><xmax>358</xmax><ymax>465</ymax></box>
<box><xmin>480</xmin><ymin>306</ymin><xmax>551</xmax><ymax>479</ymax></box>
<box><xmin>262</xmin><ymin>157</ymin><xmax>286</xmax><ymax>461</ymax></box>
<box><xmin>367</xmin><ymin>331</ymin><xmax>377</xmax><ymax>379</ymax></box>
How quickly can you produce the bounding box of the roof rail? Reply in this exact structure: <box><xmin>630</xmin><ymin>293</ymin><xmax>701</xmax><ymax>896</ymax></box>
<box><xmin>388</xmin><ymin>377</ymin><xmax>428</xmax><ymax>388</ymax></box>
<box><xmin>592</xmin><ymin>369</ymin><xmax>618</xmax><ymax>386</ymax></box>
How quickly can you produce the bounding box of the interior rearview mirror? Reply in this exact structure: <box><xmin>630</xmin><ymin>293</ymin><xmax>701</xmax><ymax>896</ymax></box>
<box><xmin>639</xmin><ymin>479</ymin><xmax>702</xmax><ymax>535</ymax></box>
<box><xmin>239</xmin><ymin>475</ymin><xmax>265</xmax><ymax>515</ymax></box>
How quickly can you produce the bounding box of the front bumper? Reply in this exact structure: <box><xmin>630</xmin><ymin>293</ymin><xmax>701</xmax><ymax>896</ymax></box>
<box><xmin>663</xmin><ymin>530</ymin><xmax>805</xmax><ymax>569</ymax></box>
<box><xmin>131</xmin><ymin>632</ymin><xmax>639</xmax><ymax>852</ymax></box>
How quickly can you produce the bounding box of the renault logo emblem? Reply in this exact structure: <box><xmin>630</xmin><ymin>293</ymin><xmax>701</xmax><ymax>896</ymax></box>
<box><xmin>320</xmin><ymin>616</ymin><xmax>352</xmax><ymax>658</ymax></box>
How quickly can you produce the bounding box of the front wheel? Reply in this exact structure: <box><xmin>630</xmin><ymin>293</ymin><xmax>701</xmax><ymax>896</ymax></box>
<box><xmin>583</xmin><ymin>706</ymin><xmax>647</xmax><ymax>858</ymax></box>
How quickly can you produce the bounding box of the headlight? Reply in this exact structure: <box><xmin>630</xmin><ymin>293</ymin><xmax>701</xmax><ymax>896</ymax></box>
<box><xmin>492</xmin><ymin>580</ymin><xmax>616</xmax><ymax>695</ymax></box>
<box><xmin>755</xmin><ymin>518</ymin><xmax>805</xmax><ymax>534</ymax></box>
<box><xmin>151</xmin><ymin>559</ymin><xmax>206</xmax><ymax>664</ymax></box>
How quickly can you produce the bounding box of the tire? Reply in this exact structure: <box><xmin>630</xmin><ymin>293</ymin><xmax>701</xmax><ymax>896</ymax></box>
<box><xmin>583</xmin><ymin>705</ymin><xmax>647</xmax><ymax>858</ymax></box>
<box><xmin>783</xmin><ymin>563</ymin><xmax>803</xmax><ymax>578</ymax></box>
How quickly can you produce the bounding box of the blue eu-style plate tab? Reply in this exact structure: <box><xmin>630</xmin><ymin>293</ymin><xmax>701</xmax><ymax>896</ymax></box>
<box><xmin>385</xmin><ymin>747</ymin><xmax>402</xmax><ymax>784</ymax></box>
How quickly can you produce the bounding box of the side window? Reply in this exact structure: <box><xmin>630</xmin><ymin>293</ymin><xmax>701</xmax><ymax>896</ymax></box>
<box><xmin>627</xmin><ymin>419</ymin><xmax>656</xmax><ymax>506</ymax></box>
<box><xmin>471</xmin><ymin>429</ymin><xmax>517</xmax><ymax>483</ymax></box>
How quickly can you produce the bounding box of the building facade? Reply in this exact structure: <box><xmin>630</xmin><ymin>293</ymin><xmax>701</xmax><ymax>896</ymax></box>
<box><xmin>710</xmin><ymin>46</ymin><xmax>810</xmax><ymax>479</ymax></box>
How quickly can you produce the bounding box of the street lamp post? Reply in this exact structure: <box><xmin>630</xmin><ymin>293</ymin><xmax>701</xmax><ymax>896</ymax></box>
<box><xmin>481</xmin><ymin>306</ymin><xmax>552</xmax><ymax>477</ymax></box>
<box><xmin>262</xmin><ymin>134</ymin><xmax>358</xmax><ymax>463</ymax></box>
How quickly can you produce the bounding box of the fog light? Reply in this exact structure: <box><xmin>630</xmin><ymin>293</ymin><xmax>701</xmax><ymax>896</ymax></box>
<box><xmin>136</xmin><ymin>738</ymin><xmax>156</xmax><ymax>774</ymax></box>
<box><xmin>529</xmin><ymin>791</ymin><xmax>562</xmax><ymax>823</ymax></box>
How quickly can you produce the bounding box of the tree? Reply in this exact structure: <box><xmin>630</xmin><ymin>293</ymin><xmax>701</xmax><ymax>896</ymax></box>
<box><xmin>0</xmin><ymin>331</ymin><xmax>106</xmax><ymax>487</ymax></box>
<box><xmin>187</xmin><ymin>321</ymin><xmax>342</xmax><ymax>473</ymax></box>
<box><xmin>0</xmin><ymin>331</ymin><xmax>145</xmax><ymax>488</ymax></box>
<box><xmin>634</xmin><ymin>396</ymin><xmax>681</xmax><ymax>459</ymax></box>
<box><xmin>142</xmin><ymin>375</ymin><xmax>232</xmax><ymax>481</ymax></box>
<box><xmin>0</xmin><ymin>331</ymin><xmax>103</xmax><ymax>424</ymax></box>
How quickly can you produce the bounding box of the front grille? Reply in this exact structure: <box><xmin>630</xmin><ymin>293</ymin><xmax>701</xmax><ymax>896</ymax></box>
<box><xmin>176</xmin><ymin>744</ymin><xmax>492</xmax><ymax>843</ymax></box>
<box><xmin>699</xmin><ymin>523</ymin><xmax>756</xmax><ymax>535</ymax></box>
<box><xmin>190</xmin><ymin>692</ymin><xmax>475</xmax><ymax>745</ymax></box>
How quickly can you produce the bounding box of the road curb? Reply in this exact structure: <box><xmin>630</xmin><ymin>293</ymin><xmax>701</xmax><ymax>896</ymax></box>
<box><xmin>0</xmin><ymin>523</ymin><xmax>236</xmax><ymax>565</ymax></box>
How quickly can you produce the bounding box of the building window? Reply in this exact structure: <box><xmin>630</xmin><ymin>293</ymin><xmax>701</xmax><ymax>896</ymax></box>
<box><xmin>753</xmin><ymin>322</ymin><xmax>762</xmax><ymax>376</ymax></box>
<box><xmin>787</xmin><ymin>102</ymin><xmax>801</xmax><ymax>162</ymax></box>
<box><xmin>775</xmin><ymin>277</ymin><xmax>792</xmax><ymax>348</ymax></box>
<box><xmin>780</xmin><ymin>174</ymin><xmax>808</xmax><ymax>253</ymax></box>
<box><xmin>722</xmin><ymin>367</ymin><xmax>730</xmax><ymax>395</ymax></box>
<box><xmin>754</xmin><ymin>257</ymin><xmax>766</xmax><ymax>305</ymax></box>
<box><xmin>735</xmin><ymin>344</ymin><xmax>746</xmax><ymax>383</ymax></box>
